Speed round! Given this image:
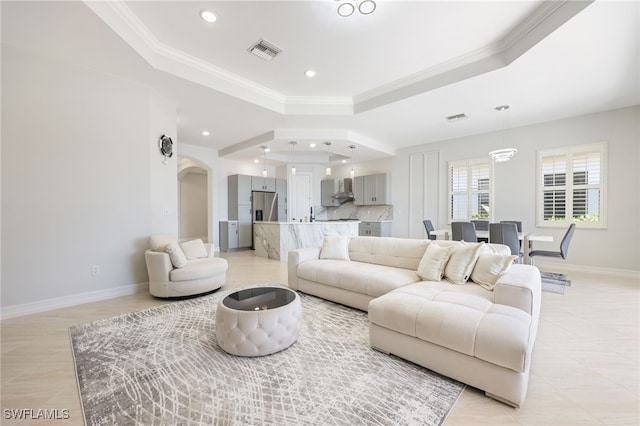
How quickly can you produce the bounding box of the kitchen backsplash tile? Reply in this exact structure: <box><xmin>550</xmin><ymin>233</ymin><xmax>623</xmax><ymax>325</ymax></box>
<box><xmin>315</xmin><ymin>201</ymin><xmax>393</xmax><ymax>221</ymax></box>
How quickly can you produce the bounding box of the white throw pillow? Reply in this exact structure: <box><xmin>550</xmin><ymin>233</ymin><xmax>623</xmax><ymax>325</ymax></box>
<box><xmin>471</xmin><ymin>254</ymin><xmax>518</xmax><ymax>290</ymax></box>
<box><xmin>416</xmin><ymin>243</ymin><xmax>452</xmax><ymax>281</ymax></box>
<box><xmin>445</xmin><ymin>243</ymin><xmax>484</xmax><ymax>284</ymax></box>
<box><xmin>319</xmin><ymin>235</ymin><xmax>350</xmax><ymax>261</ymax></box>
<box><xmin>166</xmin><ymin>242</ymin><xmax>187</xmax><ymax>268</ymax></box>
<box><xmin>180</xmin><ymin>239</ymin><xmax>208</xmax><ymax>260</ymax></box>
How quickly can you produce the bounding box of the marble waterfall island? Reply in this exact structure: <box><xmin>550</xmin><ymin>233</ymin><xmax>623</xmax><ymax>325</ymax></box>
<box><xmin>253</xmin><ymin>221</ymin><xmax>359</xmax><ymax>261</ymax></box>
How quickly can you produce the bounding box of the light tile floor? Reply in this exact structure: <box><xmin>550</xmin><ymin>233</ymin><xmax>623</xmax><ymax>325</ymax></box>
<box><xmin>1</xmin><ymin>250</ymin><xmax>638</xmax><ymax>425</ymax></box>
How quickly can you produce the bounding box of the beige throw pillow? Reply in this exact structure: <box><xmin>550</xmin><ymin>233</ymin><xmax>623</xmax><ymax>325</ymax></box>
<box><xmin>166</xmin><ymin>242</ymin><xmax>187</xmax><ymax>268</ymax></box>
<box><xmin>319</xmin><ymin>235</ymin><xmax>350</xmax><ymax>261</ymax></box>
<box><xmin>471</xmin><ymin>254</ymin><xmax>518</xmax><ymax>290</ymax></box>
<box><xmin>180</xmin><ymin>239</ymin><xmax>208</xmax><ymax>260</ymax></box>
<box><xmin>445</xmin><ymin>243</ymin><xmax>484</xmax><ymax>284</ymax></box>
<box><xmin>416</xmin><ymin>243</ymin><xmax>451</xmax><ymax>281</ymax></box>
<box><xmin>149</xmin><ymin>234</ymin><xmax>177</xmax><ymax>252</ymax></box>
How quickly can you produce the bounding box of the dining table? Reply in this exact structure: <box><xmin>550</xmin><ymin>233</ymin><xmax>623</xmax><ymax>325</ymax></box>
<box><xmin>431</xmin><ymin>229</ymin><xmax>553</xmax><ymax>264</ymax></box>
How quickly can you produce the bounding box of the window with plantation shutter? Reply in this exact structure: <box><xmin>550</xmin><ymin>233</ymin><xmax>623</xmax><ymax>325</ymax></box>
<box><xmin>537</xmin><ymin>142</ymin><xmax>607</xmax><ymax>228</ymax></box>
<box><xmin>449</xmin><ymin>159</ymin><xmax>491</xmax><ymax>222</ymax></box>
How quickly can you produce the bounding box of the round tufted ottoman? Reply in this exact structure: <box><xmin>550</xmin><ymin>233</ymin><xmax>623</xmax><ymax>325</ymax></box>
<box><xmin>216</xmin><ymin>286</ymin><xmax>302</xmax><ymax>357</ymax></box>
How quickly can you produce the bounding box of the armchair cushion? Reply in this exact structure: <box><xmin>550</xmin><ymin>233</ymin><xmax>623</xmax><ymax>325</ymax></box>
<box><xmin>149</xmin><ymin>234</ymin><xmax>177</xmax><ymax>252</ymax></box>
<box><xmin>180</xmin><ymin>239</ymin><xmax>208</xmax><ymax>260</ymax></box>
<box><xmin>166</xmin><ymin>242</ymin><xmax>187</xmax><ymax>268</ymax></box>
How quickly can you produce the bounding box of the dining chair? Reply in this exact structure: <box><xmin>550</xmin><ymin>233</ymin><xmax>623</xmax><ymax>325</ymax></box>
<box><xmin>500</xmin><ymin>220</ymin><xmax>522</xmax><ymax>232</ymax></box>
<box><xmin>528</xmin><ymin>223</ymin><xmax>576</xmax><ymax>265</ymax></box>
<box><xmin>471</xmin><ymin>220</ymin><xmax>489</xmax><ymax>242</ymax></box>
<box><xmin>423</xmin><ymin>220</ymin><xmax>437</xmax><ymax>241</ymax></box>
<box><xmin>451</xmin><ymin>222</ymin><xmax>477</xmax><ymax>242</ymax></box>
<box><xmin>489</xmin><ymin>223</ymin><xmax>522</xmax><ymax>262</ymax></box>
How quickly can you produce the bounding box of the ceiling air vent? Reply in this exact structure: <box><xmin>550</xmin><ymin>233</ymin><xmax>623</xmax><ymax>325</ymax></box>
<box><xmin>248</xmin><ymin>38</ymin><xmax>282</xmax><ymax>62</ymax></box>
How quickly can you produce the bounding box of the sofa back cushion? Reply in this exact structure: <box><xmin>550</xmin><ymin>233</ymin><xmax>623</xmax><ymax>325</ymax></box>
<box><xmin>348</xmin><ymin>237</ymin><xmax>429</xmax><ymax>270</ymax></box>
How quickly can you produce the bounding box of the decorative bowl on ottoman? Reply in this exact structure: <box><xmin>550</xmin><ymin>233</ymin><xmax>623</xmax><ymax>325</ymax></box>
<box><xmin>216</xmin><ymin>286</ymin><xmax>302</xmax><ymax>357</ymax></box>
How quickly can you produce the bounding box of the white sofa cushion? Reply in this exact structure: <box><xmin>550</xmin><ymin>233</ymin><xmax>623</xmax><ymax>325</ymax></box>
<box><xmin>319</xmin><ymin>235</ymin><xmax>350</xmax><ymax>260</ymax></box>
<box><xmin>180</xmin><ymin>239</ymin><xmax>208</xmax><ymax>260</ymax></box>
<box><xmin>471</xmin><ymin>254</ymin><xmax>518</xmax><ymax>290</ymax></box>
<box><xmin>349</xmin><ymin>237</ymin><xmax>429</xmax><ymax>270</ymax></box>
<box><xmin>298</xmin><ymin>259</ymin><xmax>420</xmax><ymax>298</ymax></box>
<box><xmin>444</xmin><ymin>243</ymin><xmax>484</xmax><ymax>284</ymax></box>
<box><xmin>149</xmin><ymin>234</ymin><xmax>177</xmax><ymax>252</ymax></box>
<box><xmin>416</xmin><ymin>243</ymin><xmax>451</xmax><ymax>281</ymax></box>
<box><xmin>166</xmin><ymin>242</ymin><xmax>187</xmax><ymax>268</ymax></box>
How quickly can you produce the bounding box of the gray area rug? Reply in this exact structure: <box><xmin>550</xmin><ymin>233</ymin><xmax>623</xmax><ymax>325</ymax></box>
<box><xmin>70</xmin><ymin>286</ymin><xmax>465</xmax><ymax>426</ymax></box>
<box><xmin>541</xmin><ymin>271</ymin><xmax>571</xmax><ymax>294</ymax></box>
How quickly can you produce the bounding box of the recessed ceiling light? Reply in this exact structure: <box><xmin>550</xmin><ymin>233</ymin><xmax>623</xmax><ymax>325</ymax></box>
<box><xmin>337</xmin><ymin>2</ymin><xmax>355</xmax><ymax>17</ymax></box>
<box><xmin>200</xmin><ymin>10</ymin><xmax>217</xmax><ymax>23</ymax></box>
<box><xmin>341</xmin><ymin>159</ymin><xmax>347</xmax><ymax>163</ymax></box>
<box><xmin>309</xmin><ymin>143</ymin><xmax>316</xmax><ymax>148</ymax></box>
<box><xmin>201</xmin><ymin>130</ymin><xmax>210</xmax><ymax>136</ymax></box>
<box><xmin>305</xmin><ymin>70</ymin><xmax>317</xmax><ymax>78</ymax></box>
<box><xmin>254</xmin><ymin>159</ymin><xmax>260</xmax><ymax>163</ymax></box>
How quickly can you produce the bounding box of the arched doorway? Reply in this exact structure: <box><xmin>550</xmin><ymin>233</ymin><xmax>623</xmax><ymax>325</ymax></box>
<box><xmin>178</xmin><ymin>157</ymin><xmax>209</xmax><ymax>242</ymax></box>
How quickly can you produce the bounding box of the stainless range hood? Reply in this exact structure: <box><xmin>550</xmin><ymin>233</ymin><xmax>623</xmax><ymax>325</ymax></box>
<box><xmin>332</xmin><ymin>178</ymin><xmax>354</xmax><ymax>203</ymax></box>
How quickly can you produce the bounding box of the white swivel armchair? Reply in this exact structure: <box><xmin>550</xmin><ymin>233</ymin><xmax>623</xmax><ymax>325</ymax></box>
<box><xmin>145</xmin><ymin>234</ymin><xmax>228</xmax><ymax>298</ymax></box>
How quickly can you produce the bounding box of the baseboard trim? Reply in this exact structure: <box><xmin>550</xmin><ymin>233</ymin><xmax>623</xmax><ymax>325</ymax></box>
<box><xmin>534</xmin><ymin>260</ymin><xmax>640</xmax><ymax>281</ymax></box>
<box><xmin>1</xmin><ymin>282</ymin><xmax>149</xmax><ymax>320</ymax></box>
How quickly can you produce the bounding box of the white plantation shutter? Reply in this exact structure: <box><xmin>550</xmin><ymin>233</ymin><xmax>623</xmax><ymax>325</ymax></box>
<box><xmin>537</xmin><ymin>142</ymin><xmax>607</xmax><ymax>228</ymax></box>
<box><xmin>449</xmin><ymin>159</ymin><xmax>491</xmax><ymax>222</ymax></box>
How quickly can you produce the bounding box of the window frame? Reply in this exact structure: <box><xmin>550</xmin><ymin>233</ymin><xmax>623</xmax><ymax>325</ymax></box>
<box><xmin>448</xmin><ymin>158</ymin><xmax>493</xmax><ymax>224</ymax></box>
<box><xmin>536</xmin><ymin>142</ymin><xmax>607</xmax><ymax>229</ymax></box>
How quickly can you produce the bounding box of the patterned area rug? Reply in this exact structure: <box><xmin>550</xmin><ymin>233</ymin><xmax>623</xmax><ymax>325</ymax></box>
<box><xmin>70</xmin><ymin>286</ymin><xmax>464</xmax><ymax>426</ymax></box>
<box><xmin>541</xmin><ymin>272</ymin><xmax>572</xmax><ymax>294</ymax></box>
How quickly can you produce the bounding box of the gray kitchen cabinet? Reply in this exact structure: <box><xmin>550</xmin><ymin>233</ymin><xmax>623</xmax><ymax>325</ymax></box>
<box><xmin>321</xmin><ymin>179</ymin><xmax>340</xmax><ymax>207</ymax></box>
<box><xmin>228</xmin><ymin>174</ymin><xmax>253</xmax><ymax>248</ymax></box>
<box><xmin>353</xmin><ymin>173</ymin><xmax>389</xmax><ymax>205</ymax></box>
<box><xmin>359</xmin><ymin>221</ymin><xmax>392</xmax><ymax>237</ymax></box>
<box><xmin>252</xmin><ymin>176</ymin><xmax>276</xmax><ymax>192</ymax></box>
<box><xmin>219</xmin><ymin>220</ymin><xmax>239</xmax><ymax>252</ymax></box>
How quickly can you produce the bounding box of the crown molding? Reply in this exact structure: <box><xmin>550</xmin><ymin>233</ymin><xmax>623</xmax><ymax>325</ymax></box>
<box><xmin>84</xmin><ymin>0</ymin><xmax>592</xmax><ymax>117</ymax></box>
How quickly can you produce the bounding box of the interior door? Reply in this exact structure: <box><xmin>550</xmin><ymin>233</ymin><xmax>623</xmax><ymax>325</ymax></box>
<box><xmin>291</xmin><ymin>173</ymin><xmax>311</xmax><ymax>222</ymax></box>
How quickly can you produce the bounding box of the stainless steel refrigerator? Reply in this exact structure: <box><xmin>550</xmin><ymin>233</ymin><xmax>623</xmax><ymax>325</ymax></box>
<box><xmin>252</xmin><ymin>191</ymin><xmax>278</xmax><ymax>222</ymax></box>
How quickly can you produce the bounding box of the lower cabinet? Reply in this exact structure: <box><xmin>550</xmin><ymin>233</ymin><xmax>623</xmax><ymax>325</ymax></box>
<box><xmin>359</xmin><ymin>221</ymin><xmax>392</xmax><ymax>237</ymax></box>
<box><xmin>220</xmin><ymin>221</ymin><xmax>239</xmax><ymax>252</ymax></box>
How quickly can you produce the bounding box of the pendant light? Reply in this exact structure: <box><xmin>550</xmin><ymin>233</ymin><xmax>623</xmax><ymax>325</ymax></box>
<box><xmin>289</xmin><ymin>141</ymin><xmax>297</xmax><ymax>176</ymax></box>
<box><xmin>348</xmin><ymin>145</ymin><xmax>356</xmax><ymax>178</ymax></box>
<box><xmin>324</xmin><ymin>141</ymin><xmax>332</xmax><ymax>176</ymax></box>
<box><xmin>261</xmin><ymin>145</ymin><xmax>269</xmax><ymax>177</ymax></box>
<box><xmin>489</xmin><ymin>105</ymin><xmax>517</xmax><ymax>163</ymax></box>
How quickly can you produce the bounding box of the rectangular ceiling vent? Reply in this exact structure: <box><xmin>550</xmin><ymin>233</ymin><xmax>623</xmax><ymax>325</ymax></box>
<box><xmin>248</xmin><ymin>38</ymin><xmax>282</xmax><ymax>62</ymax></box>
<box><xmin>446</xmin><ymin>113</ymin><xmax>468</xmax><ymax>122</ymax></box>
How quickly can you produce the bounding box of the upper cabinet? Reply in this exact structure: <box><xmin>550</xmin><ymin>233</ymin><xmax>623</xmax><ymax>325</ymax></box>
<box><xmin>252</xmin><ymin>176</ymin><xmax>276</xmax><ymax>192</ymax></box>
<box><xmin>321</xmin><ymin>179</ymin><xmax>340</xmax><ymax>207</ymax></box>
<box><xmin>353</xmin><ymin>173</ymin><xmax>389</xmax><ymax>205</ymax></box>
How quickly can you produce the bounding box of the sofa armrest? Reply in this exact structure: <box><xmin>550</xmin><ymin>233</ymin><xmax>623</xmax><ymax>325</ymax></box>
<box><xmin>145</xmin><ymin>249</ymin><xmax>174</xmax><ymax>283</ymax></box>
<box><xmin>287</xmin><ymin>246</ymin><xmax>321</xmax><ymax>290</ymax></box>
<box><xmin>494</xmin><ymin>264</ymin><xmax>541</xmax><ymax>318</ymax></box>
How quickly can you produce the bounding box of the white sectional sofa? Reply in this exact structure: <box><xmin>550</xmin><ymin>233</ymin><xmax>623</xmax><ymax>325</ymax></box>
<box><xmin>288</xmin><ymin>236</ymin><xmax>541</xmax><ymax>407</ymax></box>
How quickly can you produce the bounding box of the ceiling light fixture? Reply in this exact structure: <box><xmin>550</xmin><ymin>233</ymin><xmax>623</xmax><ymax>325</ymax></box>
<box><xmin>348</xmin><ymin>145</ymin><xmax>356</xmax><ymax>178</ymax></box>
<box><xmin>309</xmin><ymin>143</ymin><xmax>316</xmax><ymax>148</ymax></box>
<box><xmin>289</xmin><ymin>141</ymin><xmax>297</xmax><ymax>176</ymax></box>
<box><xmin>337</xmin><ymin>0</ymin><xmax>376</xmax><ymax>17</ymax></box>
<box><xmin>490</xmin><ymin>105</ymin><xmax>517</xmax><ymax>163</ymax></box>
<box><xmin>201</xmin><ymin>130</ymin><xmax>210</xmax><ymax>136</ymax></box>
<box><xmin>304</xmin><ymin>69</ymin><xmax>316</xmax><ymax>78</ymax></box>
<box><xmin>199</xmin><ymin>10</ymin><xmax>217</xmax><ymax>23</ymax></box>
<box><xmin>324</xmin><ymin>141</ymin><xmax>332</xmax><ymax>176</ymax></box>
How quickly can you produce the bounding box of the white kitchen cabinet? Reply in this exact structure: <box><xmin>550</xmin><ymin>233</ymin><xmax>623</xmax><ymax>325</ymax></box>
<box><xmin>359</xmin><ymin>221</ymin><xmax>392</xmax><ymax>237</ymax></box>
<box><xmin>353</xmin><ymin>173</ymin><xmax>389</xmax><ymax>205</ymax></box>
<box><xmin>228</xmin><ymin>174</ymin><xmax>253</xmax><ymax>248</ymax></box>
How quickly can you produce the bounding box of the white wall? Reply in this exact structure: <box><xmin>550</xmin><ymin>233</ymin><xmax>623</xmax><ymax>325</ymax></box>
<box><xmin>393</xmin><ymin>106</ymin><xmax>640</xmax><ymax>272</ymax></box>
<box><xmin>1</xmin><ymin>45</ymin><xmax>178</xmax><ymax>311</ymax></box>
